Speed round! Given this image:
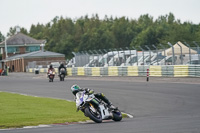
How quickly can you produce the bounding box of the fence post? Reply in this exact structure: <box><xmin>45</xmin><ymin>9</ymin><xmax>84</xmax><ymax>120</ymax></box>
<box><xmin>176</xmin><ymin>42</ymin><xmax>183</xmax><ymax>65</ymax></box>
<box><xmin>167</xmin><ymin>42</ymin><xmax>175</xmax><ymax>65</ymax></box>
<box><xmin>72</xmin><ymin>52</ymin><xmax>76</xmax><ymax>67</ymax></box>
<box><xmin>120</xmin><ymin>48</ymin><xmax>125</xmax><ymax>66</ymax></box>
<box><xmin>126</xmin><ymin>47</ymin><xmax>131</xmax><ymax>66</ymax></box>
<box><xmin>89</xmin><ymin>50</ymin><xmax>94</xmax><ymax>67</ymax></box>
<box><xmin>94</xmin><ymin>50</ymin><xmax>99</xmax><ymax>67</ymax></box>
<box><xmin>84</xmin><ymin>51</ymin><xmax>89</xmax><ymax>67</ymax></box>
<box><xmin>99</xmin><ymin>49</ymin><xmax>104</xmax><ymax>67</ymax></box>
<box><xmin>109</xmin><ymin>49</ymin><xmax>115</xmax><ymax>66</ymax></box>
<box><xmin>145</xmin><ymin>45</ymin><xmax>151</xmax><ymax>65</ymax></box>
<box><xmin>115</xmin><ymin>48</ymin><xmax>120</xmax><ymax>66</ymax></box>
<box><xmin>132</xmin><ymin>46</ymin><xmax>138</xmax><ymax>66</ymax></box>
<box><xmin>193</xmin><ymin>41</ymin><xmax>200</xmax><ymax>64</ymax></box>
<box><xmin>159</xmin><ymin>44</ymin><xmax>166</xmax><ymax>65</ymax></box>
<box><xmin>139</xmin><ymin>46</ymin><xmax>145</xmax><ymax>65</ymax></box>
<box><xmin>152</xmin><ymin>44</ymin><xmax>158</xmax><ymax>65</ymax></box>
<box><xmin>184</xmin><ymin>42</ymin><xmax>191</xmax><ymax>64</ymax></box>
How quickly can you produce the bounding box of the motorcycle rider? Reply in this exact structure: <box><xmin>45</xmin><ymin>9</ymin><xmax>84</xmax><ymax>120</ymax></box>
<box><xmin>58</xmin><ymin>62</ymin><xmax>66</xmax><ymax>81</ymax></box>
<box><xmin>47</xmin><ymin>64</ymin><xmax>55</xmax><ymax>79</ymax></box>
<box><xmin>58</xmin><ymin>62</ymin><xmax>66</xmax><ymax>74</ymax></box>
<box><xmin>71</xmin><ymin>84</ymin><xmax>116</xmax><ymax>109</ymax></box>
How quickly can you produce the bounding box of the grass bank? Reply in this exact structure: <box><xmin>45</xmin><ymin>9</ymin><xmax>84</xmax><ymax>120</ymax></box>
<box><xmin>0</xmin><ymin>92</ymin><xmax>128</xmax><ymax>129</ymax></box>
<box><xmin>0</xmin><ymin>92</ymin><xmax>89</xmax><ymax>129</ymax></box>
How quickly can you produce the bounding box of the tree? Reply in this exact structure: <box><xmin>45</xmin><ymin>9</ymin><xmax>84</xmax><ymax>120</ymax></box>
<box><xmin>111</xmin><ymin>17</ymin><xmax>135</xmax><ymax>48</ymax></box>
<box><xmin>7</xmin><ymin>27</ymin><xmax>16</xmax><ymax>37</ymax></box>
<box><xmin>29</xmin><ymin>23</ymin><xmax>45</xmax><ymax>39</ymax></box>
<box><xmin>18</xmin><ymin>13</ymin><xmax>200</xmax><ymax>59</ymax></box>
<box><xmin>0</xmin><ymin>31</ymin><xmax>5</xmax><ymax>42</ymax></box>
<box><xmin>7</xmin><ymin>26</ymin><xmax>28</xmax><ymax>37</ymax></box>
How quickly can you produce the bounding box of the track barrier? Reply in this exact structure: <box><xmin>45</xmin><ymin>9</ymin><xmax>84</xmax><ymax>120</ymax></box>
<box><xmin>27</xmin><ymin>65</ymin><xmax>200</xmax><ymax>77</ymax></box>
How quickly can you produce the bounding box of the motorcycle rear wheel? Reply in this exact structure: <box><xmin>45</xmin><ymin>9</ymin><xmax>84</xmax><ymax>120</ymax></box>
<box><xmin>60</xmin><ymin>75</ymin><xmax>65</xmax><ymax>81</ymax></box>
<box><xmin>85</xmin><ymin>107</ymin><xmax>102</xmax><ymax>123</ymax></box>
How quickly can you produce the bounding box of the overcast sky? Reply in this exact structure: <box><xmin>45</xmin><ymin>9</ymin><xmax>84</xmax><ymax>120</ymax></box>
<box><xmin>0</xmin><ymin>0</ymin><xmax>200</xmax><ymax>36</ymax></box>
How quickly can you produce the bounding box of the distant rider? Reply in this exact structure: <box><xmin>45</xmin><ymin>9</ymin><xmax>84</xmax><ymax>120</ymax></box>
<box><xmin>58</xmin><ymin>62</ymin><xmax>66</xmax><ymax>74</ymax></box>
<box><xmin>71</xmin><ymin>84</ymin><xmax>116</xmax><ymax>109</ymax></box>
<box><xmin>47</xmin><ymin>64</ymin><xmax>55</xmax><ymax>78</ymax></box>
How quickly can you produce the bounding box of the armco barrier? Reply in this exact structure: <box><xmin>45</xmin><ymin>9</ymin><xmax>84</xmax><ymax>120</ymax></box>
<box><xmin>27</xmin><ymin>65</ymin><xmax>200</xmax><ymax>77</ymax></box>
<box><xmin>138</xmin><ymin>66</ymin><xmax>149</xmax><ymax>76</ymax></box>
<box><xmin>72</xmin><ymin>67</ymin><xmax>77</xmax><ymax>76</ymax></box>
<box><xmin>92</xmin><ymin>67</ymin><xmax>100</xmax><ymax>76</ymax></box>
<box><xmin>118</xmin><ymin>67</ymin><xmax>127</xmax><ymax>76</ymax></box>
<box><xmin>67</xmin><ymin>68</ymin><xmax>72</xmax><ymax>76</ymax></box>
<box><xmin>127</xmin><ymin>66</ymin><xmax>138</xmax><ymax>76</ymax></box>
<box><xmin>188</xmin><ymin>65</ymin><xmax>200</xmax><ymax>77</ymax></box>
<box><xmin>100</xmin><ymin>67</ymin><xmax>108</xmax><ymax>76</ymax></box>
<box><xmin>149</xmin><ymin>66</ymin><xmax>162</xmax><ymax>77</ymax></box>
<box><xmin>77</xmin><ymin>67</ymin><xmax>85</xmax><ymax>76</ymax></box>
<box><xmin>195</xmin><ymin>66</ymin><xmax>200</xmax><ymax>77</ymax></box>
<box><xmin>108</xmin><ymin>66</ymin><xmax>118</xmax><ymax>76</ymax></box>
<box><xmin>85</xmin><ymin>67</ymin><xmax>92</xmax><ymax>76</ymax></box>
<box><xmin>174</xmin><ymin>65</ymin><xmax>189</xmax><ymax>77</ymax></box>
<box><xmin>161</xmin><ymin>66</ymin><xmax>174</xmax><ymax>77</ymax></box>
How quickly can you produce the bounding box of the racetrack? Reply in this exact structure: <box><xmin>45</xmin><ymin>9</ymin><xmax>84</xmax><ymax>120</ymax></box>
<box><xmin>0</xmin><ymin>73</ymin><xmax>200</xmax><ymax>133</ymax></box>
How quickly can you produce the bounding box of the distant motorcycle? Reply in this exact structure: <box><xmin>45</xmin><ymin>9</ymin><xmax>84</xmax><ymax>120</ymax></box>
<box><xmin>59</xmin><ymin>68</ymin><xmax>66</xmax><ymax>81</ymax></box>
<box><xmin>75</xmin><ymin>91</ymin><xmax>122</xmax><ymax>123</ymax></box>
<box><xmin>48</xmin><ymin>70</ymin><xmax>55</xmax><ymax>82</ymax></box>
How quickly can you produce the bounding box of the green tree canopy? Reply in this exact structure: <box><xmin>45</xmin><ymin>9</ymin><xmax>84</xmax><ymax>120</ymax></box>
<box><xmin>4</xmin><ymin>13</ymin><xmax>200</xmax><ymax>59</ymax></box>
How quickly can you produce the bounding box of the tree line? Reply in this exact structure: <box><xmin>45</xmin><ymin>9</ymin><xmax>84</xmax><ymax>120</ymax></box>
<box><xmin>1</xmin><ymin>13</ymin><xmax>200</xmax><ymax>59</ymax></box>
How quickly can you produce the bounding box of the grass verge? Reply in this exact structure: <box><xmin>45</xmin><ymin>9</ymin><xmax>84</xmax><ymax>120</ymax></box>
<box><xmin>0</xmin><ymin>92</ymin><xmax>89</xmax><ymax>129</ymax></box>
<box><xmin>0</xmin><ymin>92</ymin><xmax>128</xmax><ymax>129</ymax></box>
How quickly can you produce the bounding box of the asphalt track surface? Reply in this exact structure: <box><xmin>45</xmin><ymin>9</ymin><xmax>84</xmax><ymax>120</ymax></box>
<box><xmin>0</xmin><ymin>73</ymin><xmax>200</xmax><ymax>133</ymax></box>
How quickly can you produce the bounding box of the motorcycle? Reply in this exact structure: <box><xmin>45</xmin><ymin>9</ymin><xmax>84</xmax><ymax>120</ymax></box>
<box><xmin>75</xmin><ymin>91</ymin><xmax>122</xmax><ymax>123</ymax></box>
<box><xmin>48</xmin><ymin>70</ymin><xmax>55</xmax><ymax>82</ymax></box>
<box><xmin>59</xmin><ymin>68</ymin><xmax>66</xmax><ymax>81</ymax></box>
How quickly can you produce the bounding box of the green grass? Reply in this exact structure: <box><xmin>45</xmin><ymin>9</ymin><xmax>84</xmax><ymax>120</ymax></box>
<box><xmin>0</xmin><ymin>92</ymin><xmax>128</xmax><ymax>129</ymax></box>
<box><xmin>0</xmin><ymin>92</ymin><xmax>89</xmax><ymax>129</ymax></box>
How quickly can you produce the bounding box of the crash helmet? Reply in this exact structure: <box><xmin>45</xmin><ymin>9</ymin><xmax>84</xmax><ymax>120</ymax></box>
<box><xmin>60</xmin><ymin>62</ymin><xmax>64</xmax><ymax>67</ymax></box>
<box><xmin>49</xmin><ymin>64</ymin><xmax>53</xmax><ymax>69</ymax></box>
<box><xmin>71</xmin><ymin>84</ymin><xmax>81</xmax><ymax>95</ymax></box>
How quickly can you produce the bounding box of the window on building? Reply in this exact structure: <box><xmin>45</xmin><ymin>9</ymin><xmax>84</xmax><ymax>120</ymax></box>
<box><xmin>7</xmin><ymin>47</ymin><xmax>19</xmax><ymax>53</ymax></box>
<box><xmin>26</xmin><ymin>46</ymin><xmax>40</xmax><ymax>52</ymax></box>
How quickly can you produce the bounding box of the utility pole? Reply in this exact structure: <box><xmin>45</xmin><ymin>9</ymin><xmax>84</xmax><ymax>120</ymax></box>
<box><xmin>5</xmin><ymin>37</ymin><xmax>8</xmax><ymax>59</ymax></box>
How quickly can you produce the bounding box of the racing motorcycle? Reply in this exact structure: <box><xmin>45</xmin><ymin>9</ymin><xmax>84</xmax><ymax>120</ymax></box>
<box><xmin>75</xmin><ymin>91</ymin><xmax>122</xmax><ymax>123</ymax></box>
<box><xmin>48</xmin><ymin>70</ymin><xmax>55</xmax><ymax>82</ymax></box>
<box><xmin>59</xmin><ymin>68</ymin><xmax>66</xmax><ymax>81</ymax></box>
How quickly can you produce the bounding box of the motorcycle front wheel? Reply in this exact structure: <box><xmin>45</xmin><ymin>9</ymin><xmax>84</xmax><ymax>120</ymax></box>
<box><xmin>85</xmin><ymin>106</ymin><xmax>102</xmax><ymax>123</ymax></box>
<box><xmin>112</xmin><ymin>110</ymin><xmax>122</xmax><ymax>121</ymax></box>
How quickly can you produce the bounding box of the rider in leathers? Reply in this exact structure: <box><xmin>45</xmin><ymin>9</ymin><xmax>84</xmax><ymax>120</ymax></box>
<box><xmin>47</xmin><ymin>64</ymin><xmax>55</xmax><ymax>79</ymax></box>
<box><xmin>71</xmin><ymin>84</ymin><xmax>116</xmax><ymax>109</ymax></box>
<box><xmin>58</xmin><ymin>63</ymin><xmax>66</xmax><ymax>74</ymax></box>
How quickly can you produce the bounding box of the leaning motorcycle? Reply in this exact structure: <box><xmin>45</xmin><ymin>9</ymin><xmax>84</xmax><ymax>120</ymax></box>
<box><xmin>75</xmin><ymin>91</ymin><xmax>122</xmax><ymax>123</ymax></box>
<box><xmin>59</xmin><ymin>68</ymin><xmax>66</xmax><ymax>81</ymax></box>
<box><xmin>48</xmin><ymin>70</ymin><xmax>55</xmax><ymax>82</ymax></box>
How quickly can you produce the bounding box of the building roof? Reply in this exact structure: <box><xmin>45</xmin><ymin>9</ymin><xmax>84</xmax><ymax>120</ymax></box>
<box><xmin>1</xmin><ymin>50</ymin><xmax>65</xmax><ymax>62</ymax></box>
<box><xmin>0</xmin><ymin>32</ymin><xmax>45</xmax><ymax>47</ymax></box>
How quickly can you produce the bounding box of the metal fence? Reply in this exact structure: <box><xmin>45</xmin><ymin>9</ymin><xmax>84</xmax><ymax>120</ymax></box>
<box><xmin>69</xmin><ymin>41</ymin><xmax>200</xmax><ymax>67</ymax></box>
